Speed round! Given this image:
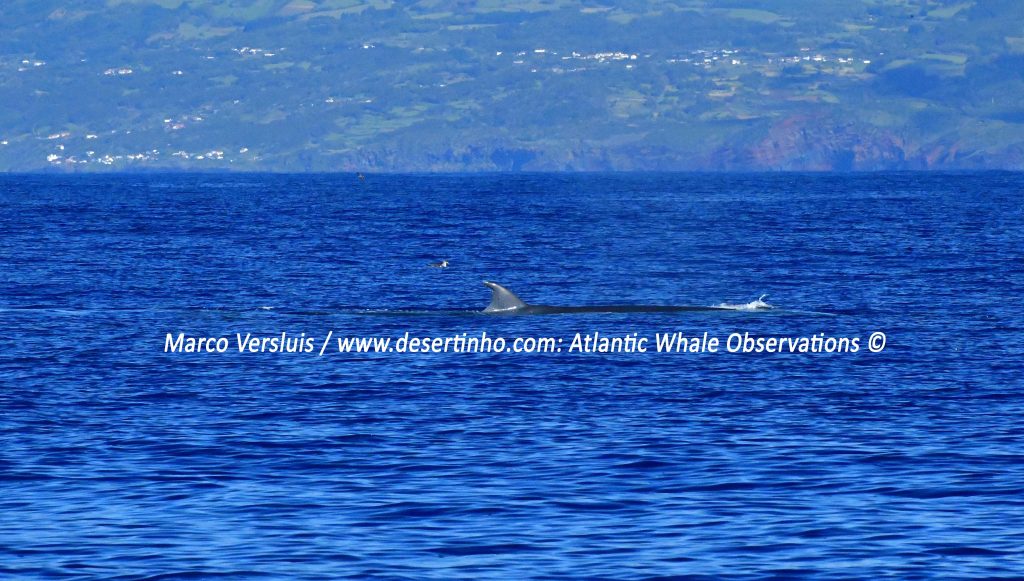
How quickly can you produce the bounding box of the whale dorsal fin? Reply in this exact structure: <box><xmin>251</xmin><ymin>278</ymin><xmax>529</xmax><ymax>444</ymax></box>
<box><xmin>483</xmin><ymin>281</ymin><xmax>527</xmax><ymax>312</ymax></box>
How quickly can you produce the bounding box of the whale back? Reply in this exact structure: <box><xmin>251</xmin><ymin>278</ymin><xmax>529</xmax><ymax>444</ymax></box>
<box><xmin>483</xmin><ymin>281</ymin><xmax>528</xmax><ymax>313</ymax></box>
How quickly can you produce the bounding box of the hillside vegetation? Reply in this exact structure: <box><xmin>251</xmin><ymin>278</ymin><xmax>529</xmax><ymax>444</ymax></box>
<box><xmin>2</xmin><ymin>0</ymin><xmax>1023</xmax><ymax>171</ymax></box>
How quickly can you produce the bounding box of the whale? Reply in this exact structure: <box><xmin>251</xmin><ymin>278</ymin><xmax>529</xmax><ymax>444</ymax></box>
<box><xmin>482</xmin><ymin>281</ymin><xmax>765</xmax><ymax>314</ymax></box>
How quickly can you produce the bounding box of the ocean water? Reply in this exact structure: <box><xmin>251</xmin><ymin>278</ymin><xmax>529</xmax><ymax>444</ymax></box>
<box><xmin>1</xmin><ymin>172</ymin><xmax>1023</xmax><ymax>579</ymax></box>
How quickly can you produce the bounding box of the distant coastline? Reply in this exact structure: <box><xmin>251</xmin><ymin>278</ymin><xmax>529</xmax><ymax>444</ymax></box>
<box><xmin>2</xmin><ymin>1</ymin><xmax>1021</xmax><ymax>173</ymax></box>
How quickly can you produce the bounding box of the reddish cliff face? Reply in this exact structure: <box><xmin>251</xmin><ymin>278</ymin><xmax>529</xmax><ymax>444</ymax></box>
<box><xmin>714</xmin><ymin>115</ymin><xmax>908</xmax><ymax>171</ymax></box>
<box><xmin>698</xmin><ymin>114</ymin><xmax>1020</xmax><ymax>172</ymax></box>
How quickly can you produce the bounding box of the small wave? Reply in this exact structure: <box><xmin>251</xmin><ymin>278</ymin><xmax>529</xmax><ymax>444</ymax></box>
<box><xmin>717</xmin><ymin>294</ymin><xmax>773</xmax><ymax>311</ymax></box>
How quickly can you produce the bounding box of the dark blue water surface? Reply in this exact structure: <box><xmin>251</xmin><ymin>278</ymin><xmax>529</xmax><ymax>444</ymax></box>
<box><xmin>2</xmin><ymin>173</ymin><xmax>1023</xmax><ymax>579</ymax></box>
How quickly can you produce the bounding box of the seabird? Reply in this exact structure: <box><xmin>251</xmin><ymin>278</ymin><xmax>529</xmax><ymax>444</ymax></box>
<box><xmin>428</xmin><ymin>259</ymin><xmax>449</xmax><ymax>268</ymax></box>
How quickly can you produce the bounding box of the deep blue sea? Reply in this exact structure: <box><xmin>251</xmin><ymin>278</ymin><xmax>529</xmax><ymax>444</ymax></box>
<box><xmin>1</xmin><ymin>173</ymin><xmax>1023</xmax><ymax>579</ymax></box>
